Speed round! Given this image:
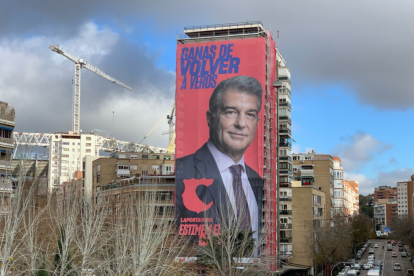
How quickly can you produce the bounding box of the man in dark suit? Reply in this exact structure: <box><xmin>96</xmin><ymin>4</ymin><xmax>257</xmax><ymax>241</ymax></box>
<box><xmin>176</xmin><ymin>75</ymin><xmax>263</xmax><ymax>242</ymax></box>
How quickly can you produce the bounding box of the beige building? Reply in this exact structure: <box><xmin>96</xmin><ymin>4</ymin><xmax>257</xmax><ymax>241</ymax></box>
<box><xmin>291</xmin><ymin>181</ymin><xmax>326</xmax><ymax>271</ymax></box>
<box><xmin>292</xmin><ymin>153</ymin><xmax>334</xmax><ymax>222</ymax></box>
<box><xmin>91</xmin><ymin>151</ymin><xmax>174</xmax><ymax>204</ymax></box>
<box><xmin>397</xmin><ymin>176</ymin><xmax>414</xmax><ymax>218</ymax></box>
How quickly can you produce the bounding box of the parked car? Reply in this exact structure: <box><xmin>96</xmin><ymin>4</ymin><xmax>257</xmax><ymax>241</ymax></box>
<box><xmin>369</xmin><ymin>248</ymin><xmax>375</xmax><ymax>254</ymax></box>
<box><xmin>374</xmin><ymin>244</ymin><xmax>378</xmax><ymax>248</ymax></box>
<box><xmin>363</xmin><ymin>262</ymin><xmax>372</xmax><ymax>270</ymax></box>
<box><xmin>351</xmin><ymin>264</ymin><xmax>361</xmax><ymax>271</ymax></box>
<box><xmin>407</xmin><ymin>268</ymin><xmax>413</xmax><ymax>276</ymax></box>
<box><xmin>368</xmin><ymin>255</ymin><xmax>375</xmax><ymax>261</ymax></box>
<box><xmin>402</xmin><ymin>251</ymin><xmax>407</xmax><ymax>257</ymax></box>
<box><xmin>392</xmin><ymin>252</ymin><xmax>397</xmax><ymax>257</ymax></box>
<box><xmin>394</xmin><ymin>263</ymin><xmax>401</xmax><ymax>271</ymax></box>
<box><xmin>356</xmin><ymin>253</ymin><xmax>362</xmax><ymax>260</ymax></box>
<box><xmin>387</xmin><ymin>244</ymin><xmax>393</xmax><ymax>251</ymax></box>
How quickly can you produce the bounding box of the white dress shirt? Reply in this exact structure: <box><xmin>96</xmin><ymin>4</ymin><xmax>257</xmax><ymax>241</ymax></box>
<box><xmin>207</xmin><ymin>141</ymin><xmax>259</xmax><ymax>241</ymax></box>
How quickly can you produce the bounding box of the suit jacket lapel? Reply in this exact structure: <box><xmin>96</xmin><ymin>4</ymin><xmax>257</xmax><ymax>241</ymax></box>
<box><xmin>193</xmin><ymin>143</ymin><xmax>230</xmax><ymax>218</ymax></box>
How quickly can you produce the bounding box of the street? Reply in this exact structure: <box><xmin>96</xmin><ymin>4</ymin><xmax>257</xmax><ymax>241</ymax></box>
<box><xmin>357</xmin><ymin>239</ymin><xmax>412</xmax><ymax>276</ymax></box>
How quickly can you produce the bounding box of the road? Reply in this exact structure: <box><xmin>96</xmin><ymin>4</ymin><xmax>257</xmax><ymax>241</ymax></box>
<box><xmin>356</xmin><ymin>239</ymin><xmax>412</xmax><ymax>276</ymax></box>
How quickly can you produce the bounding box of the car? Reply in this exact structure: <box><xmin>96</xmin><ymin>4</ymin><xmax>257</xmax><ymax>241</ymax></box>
<box><xmin>374</xmin><ymin>244</ymin><xmax>378</xmax><ymax>248</ymax></box>
<box><xmin>374</xmin><ymin>260</ymin><xmax>382</xmax><ymax>268</ymax></box>
<box><xmin>402</xmin><ymin>251</ymin><xmax>407</xmax><ymax>257</ymax></box>
<box><xmin>399</xmin><ymin>247</ymin><xmax>404</xmax><ymax>251</ymax></box>
<box><xmin>387</xmin><ymin>240</ymin><xmax>391</xmax><ymax>243</ymax></box>
<box><xmin>392</xmin><ymin>252</ymin><xmax>397</xmax><ymax>257</ymax></box>
<box><xmin>368</xmin><ymin>255</ymin><xmax>375</xmax><ymax>261</ymax></box>
<box><xmin>351</xmin><ymin>264</ymin><xmax>361</xmax><ymax>271</ymax></box>
<box><xmin>394</xmin><ymin>263</ymin><xmax>401</xmax><ymax>271</ymax></box>
<box><xmin>407</xmin><ymin>268</ymin><xmax>413</xmax><ymax>276</ymax></box>
<box><xmin>369</xmin><ymin>248</ymin><xmax>375</xmax><ymax>254</ymax></box>
<box><xmin>392</xmin><ymin>240</ymin><xmax>398</xmax><ymax>245</ymax></box>
<box><xmin>398</xmin><ymin>242</ymin><xmax>403</xmax><ymax>247</ymax></box>
<box><xmin>363</xmin><ymin>263</ymin><xmax>371</xmax><ymax>270</ymax></box>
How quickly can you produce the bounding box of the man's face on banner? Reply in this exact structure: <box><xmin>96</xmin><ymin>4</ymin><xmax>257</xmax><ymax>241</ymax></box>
<box><xmin>208</xmin><ymin>89</ymin><xmax>260</xmax><ymax>158</ymax></box>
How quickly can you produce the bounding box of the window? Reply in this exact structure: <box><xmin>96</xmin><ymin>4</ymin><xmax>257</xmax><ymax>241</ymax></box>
<box><xmin>293</xmin><ymin>156</ymin><xmax>299</xmax><ymax>161</ymax></box>
<box><xmin>142</xmin><ymin>170</ymin><xmax>148</xmax><ymax>176</ymax></box>
<box><xmin>118</xmin><ymin>165</ymin><xmax>130</xmax><ymax>170</ymax></box>
<box><xmin>72</xmin><ymin>149</ymin><xmax>75</xmax><ymax>152</ymax></box>
<box><xmin>72</xmin><ymin>142</ymin><xmax>75</xmax><ymax>146</ymax></box>
<box><xmin>152</xmin><ymin>155</ymin><xmax>160</xmax><ymax>160</ymax></box>
<box><xmin>54</xmin><ymin>142</ymin><xmax>59</xmax><ymax>147</ymax></box>
<box><xmin>63</xmin><ymin>142</ymin><xmax>69</xmax><ymax>145</ymax></box>
<box><xmin>131</xmin><ymin>154</ymin><xmax>138</xmax><ymax>159</ymax></box>
<box><xmin>97</xmin><ymin>165</ymin><xmax>100</xmax><ymax>172</ymax></box>
<box><xmin>130</xmin><ymin>165</ymin><xmax>137</xmax><ymax>170</ymax></box>
<box><xmin>86</xmin><ymin>143</ymin><xmax>91</xmax><ymax>147</ymax></box>
<box><xmin>72</xmin><ymin>161</ymin><xmax>74</xmax><ymax>164</ymax></box>
<box><xmin>86</xmin><ymin>137</ymin><xmax>91</xmax><ymax>141</ymax></box>
<box><xmin>152</xmin><ymin>165</ymin><xmax>160</xmax><ymax>171</ymax></box>
<box><xmin>119</xmin><ymin>154</ymin><xmax>126</xmax><ymax>159</ymax></box>
<box><xmin>164</xmin><ymin>155</ymin><xmax>171</xmax><ymax>160</ymax></box>
<box><xmin>142</xmin><ymin>155</ymin><xmax>148</xmax><ymax>159</ymax></box>
<box><xmin>86</xmin><ymin>149</ymin><xmax>91</xmax><ymax>153</ymax></box>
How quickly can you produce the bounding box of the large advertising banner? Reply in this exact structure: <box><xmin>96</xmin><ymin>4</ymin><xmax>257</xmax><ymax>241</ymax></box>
<box><xmin>175</xmin><ymin>38</ymin><xmax>266</xmax><ymax>244</ymax></box>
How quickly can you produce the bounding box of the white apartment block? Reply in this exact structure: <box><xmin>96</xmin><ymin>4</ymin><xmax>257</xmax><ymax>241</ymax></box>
<box><xmin>277</xmin><ymin>49</ymin><xmax>293</xmax><ymax>257</ymax></box>
<box><xmin>396</xmin><ymin>180</ymin><xmax>413</xmax><ymax>217</ymax></box>
<box><xmin>332</xmin><ymin>157</ymin><xmax>345</xmax><ymax>215</ymax></box>
<box><xmin>48</xmin><ymin>132</ymin><xmax>97</xmax><ymax>192</ymax></box>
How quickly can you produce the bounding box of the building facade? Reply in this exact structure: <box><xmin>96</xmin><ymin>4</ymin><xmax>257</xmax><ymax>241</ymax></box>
<box><xmin>397</xmin><ymin>178</ymin><xmax>414</xmax><ymax>218</ymax></box>
<box><xmin>48</xmin><ymin>132</ymin><xmax>98</xmax><ymax>192</ymax></box>
<box><xmin>374</xmin><ymin>199</ymin><xmax>397</xmax><ymax>229</ymax></box>
<box><xmin>91</xmin><ymin>152</ymin><xmax>174</xmax><ymax>204</ymax></box>
<box><xmin>374</xmin><ymin>186</ymin><xmax>397</xmax><ymax>203</ymax></box>
<box><xmin>291</xmin><ymin>182</ymin><xmax>326</xmax><ymax>272</ymax></box>
<box><xmin>0</xmin><ymin>101</ymin><xmax>15</xmax><ymax>180</ymax></box>
<box><xmin>292</xmin><ymin>153</ymin><xmax>334</xmax><ymax>223</ymax></box>
<box><xmin>277</xmin><ymin>49</ymin><xmax>293</xmax><ymax>258</ymax></box>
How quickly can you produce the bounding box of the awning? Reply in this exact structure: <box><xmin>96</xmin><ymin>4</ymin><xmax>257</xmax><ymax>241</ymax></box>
<box><xmin>0</xmin><ymin>125</ymin><xmax>13</xmax><ymax>131</ymax></box>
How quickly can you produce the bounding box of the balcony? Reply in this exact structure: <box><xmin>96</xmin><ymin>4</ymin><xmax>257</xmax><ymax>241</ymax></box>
<box><xmin>279</xmin><ymin>156</ymin><xmax>292</xmax><ymax>162</ymax></box>
<box><xmin>279</xmin><ymin>142</ymin><xmax>292</xmax><ymax>148</ymax></box>
<box><xmin>279</xmin><ymin>102</ymin><xmax>291</xmax><ymax>109</ymax></box>
<box><xmin>279</xmin><ymin>210</ymin><xmax>292</xmax><ymax>215</ymax></box>
<box><xmin>278</xmin><ymin>76</ymin><xmax>291</xmax><ymax>84</ymax></box>
<box><xmin>278</xmin><ymin>116</ymin><xmax>291</xmax><ymax>123</ymax></box>
<box><xmin>0</xmin><ymin>137</ymin><xmax>13</xmax><ymax>145</ymax></box>
<box><xmin>279</xmin><ymin>197</ymin><xmax>292</xmax><ymax>202</ymax></box>
<box><xmin>300</xmin><ymin>170</ymin><xmax>314</xmax><ymax>177</ymax></box>
<box><xmin>280</xmin><ymin>237</ymin><xmax>292</xmax><ymax>243</ymax></box>
<box><xmin>279</xmin><ymin>128</ymin><xmax>292</xmax><ymax>135</ymax></box>
<box><xmin>280</xmin><ymin>182</ymin><xmax>291</xmax><ymax>188</ymax></box>
<box><xmin>279</xmin><ymin>169</ymin><xmax>292</xmax><ymax>175</ymax></box>
<box><xmin>280</xmin><ymin>223</ymin><xmax>292</xmax><ymax>230</ymax></box>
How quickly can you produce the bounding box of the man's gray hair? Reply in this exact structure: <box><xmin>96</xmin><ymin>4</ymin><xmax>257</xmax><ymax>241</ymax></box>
<box><xmin>209</xmin><ymin>76</ymin><xmax>263</xmax><ymax>115</ymax></box>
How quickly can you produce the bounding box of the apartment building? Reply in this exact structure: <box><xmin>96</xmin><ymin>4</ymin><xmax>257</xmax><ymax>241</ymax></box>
<box><xmin>292</xmin><ymin>153</ymin><xmax>334</xmax><ymax>222</ymax></box>
<box><xmin>48</xmin><ymin>132</ymin><xmax>97</xmax><ymax>192</ymax></box>
<box><xmin>397</xmin><ymin>177</ymin><xmax>414</xmax><ymax>218</ymax></box>
<box><xmin>348</xmin><ymin>180</ymin><xmax>359</xmax><ymax>215</ymax></box>
<box><xmin>291</xmin><ymin>181</ymin><xmax>326</xmax><ymax>271</ymax></box>
<box><xmin>332</xmin><ymin>157</ymin><xmax>345</xmax><ymax>215</ymax></box>
<box><xmin>374</xmin><ymin>199</ymin><xmax>397</xmax><ymax>229</ymax></box>
<box><xmin>91</xmin><ymin>152</ymin><xmax>174</xmax><ymax>204</ymax></box>
<box><xmin>0</xmin><ymin>101</ymin><xmax>15</xmax><ymax>180</ymax></box>
<box><xmin>277</xmin><ymin>48</ymin><xmax>293</xmax><ymax>258</ymax></box>
<box><xmin>374</xmin><ymin>186</ymin><xmax>397</xmax><ymax>203</ymax></box>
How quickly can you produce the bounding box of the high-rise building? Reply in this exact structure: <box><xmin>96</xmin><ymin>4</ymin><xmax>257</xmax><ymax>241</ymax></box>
<box><xmin>276</xmin><ymin>49</ymin><xmax>293</xmax><ymax>258</ymax></box>
<box><xmin>397</xmin><ymin>177</ymin><xmax>414</xmax><ymax>218</ymax></box>
<box><xmin>374</xmin><ymin>186</ymin><xmax>397</xmax><ymax>202</ymax></box>
<box><xmin>347</xmin><ymin>180</ymin><xmax>359</xmax><ymax>215</ymax></box>
<box><xmin>292</xmin><ymin>153</ymin><xmax>334</xmax><ymax>222</ymax></box>
<box><xmin>48</xmin><ymin>131</ymin><xmax>97</xmax><ymax>192</ymax></box>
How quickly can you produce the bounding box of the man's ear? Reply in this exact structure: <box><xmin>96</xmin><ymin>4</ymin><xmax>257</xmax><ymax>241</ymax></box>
<box><xmin>206</xmin><ymin>110</ymin><xmax>212</xmax><ymax>127</ymax></box>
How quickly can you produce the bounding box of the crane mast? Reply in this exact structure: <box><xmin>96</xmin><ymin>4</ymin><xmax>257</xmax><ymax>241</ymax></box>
<box><xmin>50</xmin><ymin>45</ymin><xmax>133</xmax><ymax>134</ymax></box>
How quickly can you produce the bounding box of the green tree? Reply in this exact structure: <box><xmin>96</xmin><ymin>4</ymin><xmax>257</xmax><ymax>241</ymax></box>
<box><xmin>359</xmin><ymin>195</ymin><xmax>373</xmax><ymax>218</ymax></box>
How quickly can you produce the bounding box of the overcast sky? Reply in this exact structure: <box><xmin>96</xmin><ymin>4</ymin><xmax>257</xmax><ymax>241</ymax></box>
<box><xmin>1</xmin><ymin>0</ymin><xmax>413</xmax><ymax>194</ymax></box>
